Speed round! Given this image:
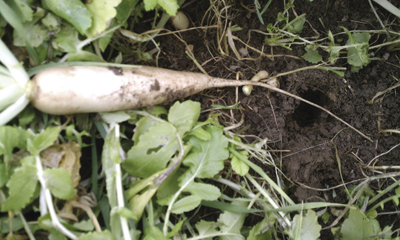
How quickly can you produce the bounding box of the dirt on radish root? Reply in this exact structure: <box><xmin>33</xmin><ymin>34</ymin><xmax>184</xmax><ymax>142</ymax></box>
<box><xmin>121</xmin><ymin>0</ymin><xmax>400</xmax><ymax>237</ymax></box>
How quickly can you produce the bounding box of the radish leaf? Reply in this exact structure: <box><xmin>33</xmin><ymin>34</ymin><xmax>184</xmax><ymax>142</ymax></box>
<box><xmin>124</xmin><ymin>121</ymin><xmax>178</xmax><ymax>178</ymax></box>
<box><xmin>43</xmin><ymin>168</ymin><xmax>76</xmax><ymax>200</ymax></box>
<box><xmin>183</xmin><ymin>182</ymin><xmax>220</xmax><ymax>201</ymax></box>
<box><xmin>27</xmin><ymin>127</ymin><xmax>59</xmax><ymax>156</ymax></box>
<box><xmin>217</xmin><ymin>201</ymin><xmax>248</xmax><ymax>239</ymax></box>
<box><xmin>180</xmin><ymin>126</ymin><xmax>229</xmax><ymax>181</ymax></box>
<box><xmin>1</xmin><ymin>163</ymin><xmax>38</xmax><ymax>211</ymax></box>
<box><xmin>171</xmin><ymin>195</ymin><xmax>202</xmax><ymax>214</ymax></box>
<box><xmin>42</xmin><ymin>0</ymin><xmax>92</xmax><ymax>35</ymax></box>
<box><xmin>168</xmin><ymin>100</ymin><xmax>201</xmax><ymax>136</ymax></box>
<box><xmin>85</xmin><ymin>0</ymin><xmax>121</xmax><ymax>38</ymax></box>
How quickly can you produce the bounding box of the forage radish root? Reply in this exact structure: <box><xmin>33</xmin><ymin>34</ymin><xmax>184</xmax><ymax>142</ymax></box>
<box><xmin>27</xmin><ymin>65</ymin><xmax>372</xmax><ymax>142</ymax></box>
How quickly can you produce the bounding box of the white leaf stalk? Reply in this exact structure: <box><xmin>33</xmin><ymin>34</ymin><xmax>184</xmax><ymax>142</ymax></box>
<box><xmin>35</xmin><ymin>156</ymin><xmax>77</xmax><ymax>239</ymax></box>
<box><xmin>0</xmin><ymin>39</ymin><xmax>30</xmax><ymax>125</ymax></box>
<box><xmin>114</xmin><ymin>124</ymin><xmax>131</xmax><ymax>240</ymax></box>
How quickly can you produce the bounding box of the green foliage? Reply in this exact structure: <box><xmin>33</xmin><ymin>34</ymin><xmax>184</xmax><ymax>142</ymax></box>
<box><xmin>143</xmin><ymin>0</ymin><xmax>179</xmax><ymax>16</ymax></box>
<box><xmin>43</xmin><ymin>168</ymin><xmax>76</xmax><ymax>200</ymax></box>
<box><xmin>302</xmin><ymin>45</ymin><xmax>322</xmax><ymax>64</ymax></box>
<box><xmin>1</xmin><ymin>163</ymin><xmax>38</xmax><ymax>211</ymax></box>
<box><xmin>342</xmin><ymin>27</ymin><xmax>371</xmax><ymax>72</ymax></box>
<box><xmin>287</xmin><ymin>210</ymin><xmax>321</xmax><ymax>240</ymax></box>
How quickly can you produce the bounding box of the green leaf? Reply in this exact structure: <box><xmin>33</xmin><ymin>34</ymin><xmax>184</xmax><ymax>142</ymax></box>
<box><xmin>27</xmin><ymin>127</ymin><xmax>60</xmax><ymax>156</ymax></box>
<box><xmin>217</xmin><ymin>201</ymin><xmax>248</xmax><ymax>240</ymax></box>
<box><xmin>184</xmin><ymin>182</ymin><xmax>221</xmax><ymax>201</ymax></box>
<box><xmin>115</xmin><ymin>0</ymin><xmax>139</xmax><ymax>23</ymax></box>
<box><xmin>143</xmin><ymin>226</ymin><xmax>169</xmax><ymax>240</ymax></box>
<box><xmin>231</xmin><ymin>151</ymin><xmax>249</xmax><ymax>176</ymax></box>
<box><xmin>187</xmin><ymin>127</ymin><xmax>211</xmax><ymax>141</ymax></box>
<box><xmin>116</xmin><ymin>207</ymin><xmax>136</xmax><ymax>219</ymax></box>
<box><xmin>167</xmin><ymin>219</ymin><xmax>185</xmax><ymax>238</ymax></box>
<box><xmin>168</xmin><ymin>100</ymin><xmax>201</xmax><ymax>136</ymax></box>
<box><xmin>54</xmin><ymin>24</ymin><xmax>82</xmax><ymax>53</ymax></box>
<box><xmin>171</xmin><ymin>195</ymin><xmax>202</xmax><ymax>214</ymax></box>
<box><xmin>85</xmin><ymin>0</ymin><xmax>121</xmax><ymax>37</ymax></box>
<box><xmin>77</xmin><ymin>230</ymin><xmax>115</xmax><ymax>240</ymax></box>
<box><xmin>42</xmin><ymin>0</ymin><xmax>92</xmax><ymax>35</ymax></box>
<box><xmin>247</xmin><ymin>218</ymin><xmax>274</xmax><ymax>240</ymax></box>
<box><xmin>0</xmin><ymin>164</ymin><xmax>6</xmax><ymax>188</ymax></box>
<box><xmin>1</xmin><ymin>164</ymin><xmax>38</xmax><ymax>211</ymax></box>
<box><xmin>123</xmin><ymin>121</ymin><xmax>178</xmax><ymax>178</ymax></box>
<box><xmin>195</xmin><ymin>220</ymin><xmax>219</xmax><ymax>237</ymax></box>
<box><xmin>287</xmin><ymin>15</ymin><xmax>305</xmax><ymax>33</ymax></box>
<box><xmin>290</xmin><ymin>210</ymin><xmax>321</xmax><ymax>240</ymax></box>
<box><xmin>43</xmin><ymin>168</ymin><xmax>76</xmax><ymax>200</ymax></box>
<box><xmin>0</xmin><ymin>215</ymin><xmax>24</xmax><ymax>234</ymax></box>
<box><xmin>180</xmin><ymin>126</ymin><xmax>229</xmax><ymax>180</ymax></box>
<box><xmin>340</xmin><ymin>209</ymin><xmax>375</xmax><ymax>240</ymax></box>
<box><xmin>68</xmin><ymin>50</ymin><xmax>106</xmax><ymax>62</ymax></box>
<box><xmin>143</xmin><ymin>0</ymin><xmax>179</xmax><ymax>16</ymax></box>
<box><xmin>41</xmin><ymin>12</ymin><xmax>60</xmax><ymax>31</ymax></box>
<box><xmin>5</xmin><ymin>0</ymin><xmax>33</xmax><ymax>23</ymax></box>
<box><xmin>156</xmin><ymin>168</ymin><xmax>183</xmax><ymax>205</ymax></box>
<box><xmin>18</xmin><ymin>106</ymin><xmax>35</xmax><ymax>127</ymax></box>
<box><xmin>342</xmin><ymin>27</ymin><xmax>371</xmax><ymax>72</ymax></box>
<box><xmin>302</xmin><ymin>45</ymin><xmax>322</xmax><ymax>64</ymax></box>
<box><xmin>0</xmin><ymin>126</ymin><xmax>29</xmax><ymax>164</ymax></box>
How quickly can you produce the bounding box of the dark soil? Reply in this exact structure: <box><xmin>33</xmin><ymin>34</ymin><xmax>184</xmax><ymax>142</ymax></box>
<box><xmin>124</xmin><ymin>0</ymin><xmax>400</xmax><ymax>237</ymax></box>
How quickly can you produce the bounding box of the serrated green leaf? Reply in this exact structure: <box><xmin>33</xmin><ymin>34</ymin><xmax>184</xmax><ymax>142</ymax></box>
<box><xmin>41</xmin><ymin>12</ymin><xmax>60</xmax><ymax>31</ymax></box>
<box><xmin>1</xmin><ymin>164</ymin><xmax>38</xmax><ymax>211</ymax></box>
<box><xmin>290</xmin><ymin>210</ymin><xmax>321</xmax><ymax>240</ymax></box>
<box><xmin>302</xmin><ymin>45</ymin><xmax>322</xmax><ymax>64</ymax></box>
<box><xmin>187</xmin><ymin>127</ymin><xmax>211</xmax><ymax>141</ymax></box>
<box><xmin>123</xmin><ymin>122</ymin><xmax>178</xmax><ymax>178</ymax></box>
<box><xmin>42</xmin><ymin>0</ymin><xmax>92</xmax><ymax>35</ymax></box>
<box><xmin>343</xmin><ymin>27</ymin><xmax>371</xmax><ymax>71</ymax></box>
<box><xmin>43</xmin><ymin>168</ymin><xmax>76</xmax><ymax>200</ymax></box>
<box><xmin>168</xmin><ymin>100</ymin><xmax>201</xmax><ymax>136</ymax></box>
<box><xmin>171</xmin><ymin>195</ymin><xmax>202</xmax><ymax>214</ymax></box>
<box><xmin>54</xmin><ymin>24</ymin><xmax>82</xmax><ymax>53</ymax></box>
<box><xmin>184</xmin><ymin>182</ymin><xmax>221</xmax><ymax>201</ymax></box>
<box><xmin>340</xmin><ymin>209</ymin><xmax>374</xmax><ymax>240</ymax></box>
<box><xmin>247</xmin><ymin>218</ymin><xmax>274</xmax><ymax>240</ymax></box>
<box><xmin>72</xmin><ymin>219</ymin><xmax>95</xmax><ymax>231</ymax></box>
<box><xmin>218</xmin><ymin>201</ymin><xmax>248</xmax><ymax>240</ymax></box>
<box><xmin>0</xmin><ymin>126</ymin><xmax>30</xmax><ymax>164</ymax></box>
<box><xmin>143</xmin><ymin>0</ymin><xmax>178</xmax><ymax>16</ymax></box>
<box><xmin>231</xmin><ymin>151</ymin><xmax>249</xmax><ymax>176</ymax></box>
<box><xmin>85</xmin><ymin>0</ymin><xmax>121</xmax><ymax>37</ymax></box>
<box><xmin>77</xmin><ymin>230</ymin><xmax>115</xmax><ymax>240</ymax></box>
<box><xmin>27</xmin><ymin>127</ymin><xmax>60</xmax><ymax>156</ymax></box>
<box><xmin>288</xmin><ymin>15</ymin><xmax>305</xmax><ymax>34</ymax></box>
<box><xmin>180</xmin><ymin>126</ymin><xmax>229</xmax><ymax>180</ymax></box>
<box><xmin>195</xmin><ymin>220</ymin><xmax>219</xmax><ymax>237</ymax></box>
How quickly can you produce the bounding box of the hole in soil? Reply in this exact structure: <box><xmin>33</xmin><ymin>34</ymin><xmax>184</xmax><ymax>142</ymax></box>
<box><xmin>292</xmin><ymin>90</ymin><xmax>329</xmax><ymax>127</ymax></box>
